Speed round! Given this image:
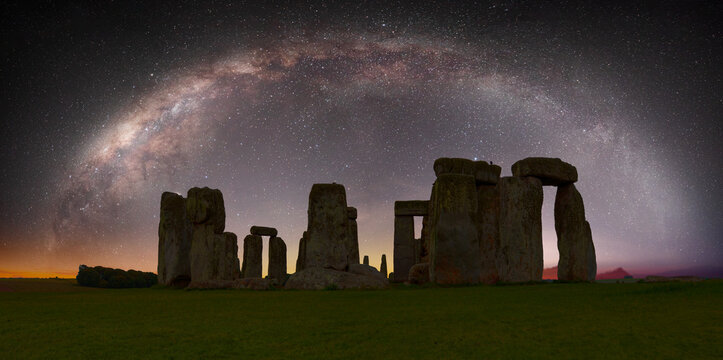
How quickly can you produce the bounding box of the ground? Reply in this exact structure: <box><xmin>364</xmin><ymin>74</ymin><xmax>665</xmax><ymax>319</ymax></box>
<box><xmin>0</xmin><ymin>278</ymin><xmax>721</xmax><ymax>359</ymax></box>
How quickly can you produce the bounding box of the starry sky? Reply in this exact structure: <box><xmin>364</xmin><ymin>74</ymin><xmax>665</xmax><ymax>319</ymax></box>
<box><xmin>1</xmin><ymin>1</ymin><xmax>721</xmax><ymax>277</ymax></box>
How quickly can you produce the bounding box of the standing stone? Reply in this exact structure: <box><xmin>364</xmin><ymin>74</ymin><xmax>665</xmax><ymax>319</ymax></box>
<box><xmin>346</xmin><ymin>207</ymin><xmax>360</xmax><ymax>266</ymax></box>
<box><xmin>473</xmin><ymin>161</ymin><xmax>502</xmax><ymax>185</ymax></box>
<box><xmin>511</xmin><ymin>157</ymin><xmax>577</xmax><ymax>186</ymax></box>
<box><xmin>555</xmin><ymin>184</ymin><xmax>596</xmax><ymax>281</ymax></box>
<box><xmin>158</xmin><ymin>192</ymin><xmax>192</xmax><ymax>286</ymax></box>
<box><xmin>393</xmin><ymin>215</ymin><xmax>415</xmax><ymax>283</ymax></box>
<box><xmin>477</xmin><ymin>183</ymin><xmax>500</xmax><ymax>284</ymax></box>
<box><xmin>497</xmin><ymin>176</ymin><xmax>543</xmax><ymax>282</ymax></box>
<box><xmin>268</xmin><ymin>236</ymin><xmax>287</xmax><ymax>280</ymax></box>
<box><xmin>242</xmin><ymin>235</ymin><xmax>263</xmax><ymax>278</ymax></box>
<box><xmin>296</xmin><ymin>232</ymin><xmax>307</xmax><ymax>272</ymax></box>
<box><xmin>429</xmin><ymin>173</ymin><xmax>481</xmax><ymax>284</ymax></box>
<box><xmin>217</xmin><ymin>232</ymin><xmax>241</xmax><ymax>281</ymax></box>
<box><xmin>363</xmin><ymin>255</ymin><xmax>369</xmax><ymax>266</ymax></box>
<box><xmin>304</xmin><ymin>184</ymin><xmax>350</xmax><ymax>271</ymax></box>
<box><xmin>420</xmin><ymin>213</ymin><xmax>430</xmax><ymax>263</ymax></box>
<box><xmin>380</xmin><ymin>254</ymin><xmax>388</xmax><ymax>278</ymax></box>
<box><xmin>186</xmin><ymin>187</ymin><xmax>225</xmax><ymax>234</ymax></box>
<box><xmin>189</xmin><ymin>224</ymin><xmax>219</xmax><ymax>282</ymax></box>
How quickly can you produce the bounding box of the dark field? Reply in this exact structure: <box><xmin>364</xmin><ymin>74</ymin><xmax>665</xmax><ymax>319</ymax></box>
<box><xmin>1</xmin><ymin>279</ymin><xmax>721</xmax><ymax>359</ymax></box>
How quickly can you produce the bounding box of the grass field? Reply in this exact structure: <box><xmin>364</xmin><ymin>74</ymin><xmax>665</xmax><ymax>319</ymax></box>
<box><xmin>1</xmin><ymin>279</ymin><xmax>721</xmax><ymax>359</ymax></box>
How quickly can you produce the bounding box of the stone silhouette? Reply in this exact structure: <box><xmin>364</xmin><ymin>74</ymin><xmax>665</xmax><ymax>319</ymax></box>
<box><xmin>346</xmin><ymin>207</ymin><xmax>360</xmax><ymax>266</ymax></box>
<box><xmin>363</xmin><ymin>255</ymin><xmax>369</xmax><ymax>266</ymax></box>
<box><xmin>268</xmin><ymin>236</ymin><xmax>287</xmax><ymax>281</ymax></box>
<box><xmin>395</xmin><ymin>157</ymin><xmax>596</xmax><ymax>286</ymax></box>
<box><xmin>250</xmin><ymin>226</ymin><xmax>278</xmax><ymax>237</ymax></box>
<box><xmin>158</xmin><ymin>192</ymin><xmax>192</xmax><ymax>287</ymax></box>
<box><xmin>380</xmin><ymin>254</ymin><xmax>388</xmax><ymax>278</ymax></box>
<box><xmin>241</xmin><ymin>234</ymin><xmax>262</xmax><ymax>278</ymax></box>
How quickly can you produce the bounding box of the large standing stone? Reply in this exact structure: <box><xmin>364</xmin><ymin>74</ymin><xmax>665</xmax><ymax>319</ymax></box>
<box><xmin>158</xmin><ymin>192</ymin><xmax>192</xmax><ymax>287</ymax></box>
<box><xmin>217</xmin><ymin>232</ymin><xmax>241</xmax><ymax>281</ymax></box>
<box><xmin>304</xmin><ymin>184</ymin><xmax>351</xmax><ymax>271</ymax></box>
<box><xmin>498</xmin><ymin>176</ymin><xmax>543</xmax><ymax>282</ymax></box>
<box><xmin>380</xmin><ymin>254</ymin><xmax>388</xmax><ymax>278</ymax></box>
<box><xmin>393</xmin><ymin>215</ymin><xmax>415</xmax><ymax>283</ymax></box>
<box><xmin>242</xmin><ymin>235</ymin><xmax>263</xmax><ymax>278</ymax></box>
<box><xmin>420</xmin><ymin>213</ymin><xmax>430</xmax><ymax>263</ymax></box>
<box><xmin>186</xmin><ymin>187</ymin><xmax>225</xmax><ymax>234</ymax></box>
<box><xmin>555</xmin><ymin>184</ymin><xmax>596</xmax><ymax>281</ymax></box>
<box><xmin>346</xmin><ymin>207</ymin><xmax>360</xmax><ymax>266</ymax></box>
<box><xmin>477</xmin><ymin>184</ymin><xmax>500</xmax><ymax>284</ymax></box>
<box><xmin>429</xmin><ymin>173</ymin><xmax>481</xmax><ymax>284</ymax></box>
<box><xmin>250</xmin><ymin>226</ymin><xmax>278</xmax><ymax>237</ymax></box>
<box><xmin>511</xmin><ymin>157</ymin><xmax>578</xmax><ymax>186</ymax></box>
<box><xmin>296</xmin><ymin>231</ymin><xmax>307</xmax><ymax>272</ymax></box>
<box><xmin>268</xmin><ymin>236</ymin><xmax>287</xmax><ymax>280</ymax></box>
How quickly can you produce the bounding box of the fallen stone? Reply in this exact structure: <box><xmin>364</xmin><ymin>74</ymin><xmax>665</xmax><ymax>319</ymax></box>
<box><xmin>498</xmin><ymin>176</ymin><xmax>543</xmax><ymax>283</ymax></box>
<box><xmin>304</xmin><ymin>183</ymin><xmax>351</xmax><ymax>271</ymax></box>
<box><xmin>555</xmin><ymin>184</ymin><xmax>596</xmax><ymax>282</ymax></box>
<box><xmin>186</xmin><ymin>187</ymin><xmax>225</xmax><ymax>233</ymax></box>
<box><xmin>393</xmin><ymin>215</ymin><xmax>415</xmax><ymax>283</ymax></box>
<box><xmin>241</xmin><ymin>235</ymin><xmax>262</xmax><ymax>278</ymax></box>
<box><xmin>250</xmin><ymin>226</ymin><xmax>278</xmax><ymax>237</ymax></box>
<box><xmin>380</xmin><ymin>254</ymin><xmax>388</xmax><ymax>278</ymax></box>
<box><xmin>408</xmin><ymin>263</ymin><xmax>430</xmax><ymax>284</ymax></box>
<box><xmin>268</xmin><ymin>236</ymin><xmax>287</xmax><ymax>281</ymax></box>
<box><xmin>511</xmin><ymin>157</ymin><xmax>578</xmax><ymax>186</ymax></box>
<box><xmin>394</xmin><ymin>200</ymin><xmax>430</xmax><ymax>216</ymax></box>
<box><xmin>348</xmin><ymin>263</ymin><xmax>387</xmax><ymax>282</ymax></box>
<box><xmin>285</xmin><ymin>267</ymin><xmax>389</xmax><ymax>290</ymax></box>
<box><xmin>429</xmin><ymin>173</ymin><xmax>481</xmax><ymax>285</ymax></box>
<box><xmin>158</xmin><ymin>192</ymin><xmax>192</xmax><ymax>287</ymax></box>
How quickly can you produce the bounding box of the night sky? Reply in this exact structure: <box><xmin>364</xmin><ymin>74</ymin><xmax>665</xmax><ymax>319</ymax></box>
<box><xmin>1</xmin><ymin>1</ymin><xmax>721</xmax><ymax>277</ymax></box>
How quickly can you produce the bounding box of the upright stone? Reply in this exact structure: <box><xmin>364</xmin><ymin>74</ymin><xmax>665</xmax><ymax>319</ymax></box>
<box><xmin>186</xmin><ymin>187</ymin><xmax>225</xmax><ymax>234</ymax></box>
<box><xmin>429</xmin><ymin>173</ymin><xmax>481</xmax><ymax>284</ymax></box>
<box><xmin>477</xmin><ymin>183</ymin><xmax>500</xmax><ymax>284</ymax></box>
<box><xmin>511</xmin><ymin>157</ymin><xmax>577</xmax><ymax>186</ymax></box>
<box><xmin>497</xmin><ymin>176</ymin><xmax>543</xmax><ymax>282</ymax></box>
<box><xmin>295</xmin><ymin>232</ymin><xmax>307</xmax><ymax>272</ymax></box>
<box><xmin>217</xmin><ymin>232</ymin><xmax>241</xmax><ymax>280</ymax></box>
<box><xmin>420</xmin><ymin>213</ymin><xmax>430</xmax><ymax>263</ymax></box>
<box><xmin>380</xmin><ymin>254</ymin><xmax>388</xmax><ymax>278</ymax></box>
<box><xmin>363</xmin><ymin>255</ymin><xmax>369</xmax><ymax>266</ymax></box>
<box><xmin>158</xmin><ymin>192</ymin><xmax>192</xmax><ymax>286</ymax></box>
<box><xmin>304</xmin><ymin>184</ymin><xmax>350</xmax><ymax>271</ymax></box>
<box><xmin>186</xmin><ymin>187</ymin><xmax>227</xmax><ymax>283</ymax></box>
<box><xmin>555</xmin><ymin>184</ymin><xmax>596</xmax><ymax>281</ymax></box>
<box><xmin>242</xmin><ymin>234</ymin><xmax>263</xmax><ymax>278</ymax></box>
<box><xmin>268</xmin><ymin>236</ymin><xmax>287</xmax><ymax>280</ymax></box>
<box><xmin>346</xmin><ymin>207</ymin><xmax>360</xmax><ymax>266</ymax></box>
<box><xmin>393</xmin><ymin>215</ymin><xmax>415</xmax><ymax>283</ymax></box>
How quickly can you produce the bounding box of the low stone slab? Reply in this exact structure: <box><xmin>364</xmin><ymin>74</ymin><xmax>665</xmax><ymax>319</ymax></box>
<box><xmin>250</xmin><ymin>226</ymin><xmax>278</xmax><ymax>237</ymax></box>
<box><xmin>394</xmin><ymin>200</ymin><xmax>429</xmax><ymax>216</ymax></box>
<box><xmin>285</xmin><ymin>267</ymin><xmax>389</xmax><ymax>290</ymax></box>
<box><xmin>348</xmin><ymin>264</ymin><xmax>387</xmax><ymax>282</ymax></box>
<box><xmin>511</xmin><ymin>157</ymin><xmax>578</xmax><ymax>186</ymax></box>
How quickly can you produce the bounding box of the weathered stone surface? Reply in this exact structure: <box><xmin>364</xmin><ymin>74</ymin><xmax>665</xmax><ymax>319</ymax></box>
<box><xmin>268</xmin><ymin>236</ymin><xmax>287</xmax><ymax>280</ymax></box>
<box><xmin>393</xmin><ymin>215</ymin><xmax>415</xmax><ymax>283</ymax></box>
<box><xmin>346</xmin><ymin>212</ymin><xmax>360</xmax><ymax>266</ymax></box>
<box><xmin>429</xmin><ymin>174</ymin><xmax>481</xmax><ymax>284</ymax></box>
<box><xmin>250</xmin><ymin>226</ymin><xmax>278</xmax><ymax>237</ymax></box>
<box><xmin>498</xmin><ymin>176</ymin><xmax>544</xmax><ymax>282</ymax></box>
<box><xmin>190</xmin><ymin>224</ymin><xmax>218</xmax><ymax>283</ymax></box>
<box><xmin>347</xmin><ymin>206</ymin><xmax>357</xmax><ymax>220</ymax></box>
<box><xmin>363</xmin><ymin>255</ymin><xmax>369</xmax><ymax>266</ymax></box>
<box><xmin>241</xmin><ymin>235</ymin><xmax>262</xmax><ymax>278</ymax></box>
<box><xmin>511</xmin><ymin>157</ymin><xmax>578</xmax><ymax>186</ymax></box>
<box><xmin>296</xmin><ymin>231</ymin><xmax>307</xmax><ymax>272</ymax></box>
<box><xmin>408</xmin><ymin>263</ymin><xmax>430</xmax><ymax>284</ymax></box>
<box><xmin>380</xmin><ymin>254</ymin><xmax>388</xmax><ymax>278</ymax></box>
<box><xmin>394</xmin><ymin>200</ymin><xmax>430</xmax><ymax>216</ymax></box>
<box><xmin>186</xmin><ymin>187</ymin><xmax>225</xmax><ymax>233</ymax></box>
<box><xmin>555</xmin><ymin>184</ymin><xmax>596</xmax><ymax>281</ymax></box>
<box><xmin>217</xmin><ymin>232</ymin><xmax>241</xmax><ymax>281</ymax></box>
<box><xmin>349</xmin><ymin>264</ymin><xmax>387</xmax><ymax>282</ymax></box>
<box><xmin>304</xmin><ymin>183</ymin><xmax>350</xmax><ymax>271</ymax></box>
<box><xmin>477</xmin><ymin>184</ymin><xmax>500</xmax><ymax>284</ymax></box>
<box><xmin>420</xmin><ymin>213</ymin><xmax>430</xmax><ymax>263</ymax></box>
<box><xmin>285</xmin><ymin>267</ymin><xmax>389</xmax><ymax>290</ymax></box>
<box><xmin>158</xmin><ymin>192</ymin><xmax>192</xmax><ymax>287</ymax></box>
<box><xmin>433</xmin><ymin>158</ymin><xmax>475</xmax><ymax>177</ymax></box>
<box><xmin>474</xmin><ymin>161</ymin><xmax>502</xmax><ymax>185</ymax></box>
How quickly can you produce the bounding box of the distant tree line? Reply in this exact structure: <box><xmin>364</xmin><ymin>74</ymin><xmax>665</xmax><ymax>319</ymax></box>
<box><xmin>76</xmin><ymin>265</ymin><xmax>157</xmax><ymax>288</ymax></box>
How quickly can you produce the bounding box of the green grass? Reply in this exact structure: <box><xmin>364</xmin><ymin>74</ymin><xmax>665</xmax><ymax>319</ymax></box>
<box><xmin>1</xmin><ymin>279</ymin><xmax>721</xmax><ymax>359</ymax></box>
